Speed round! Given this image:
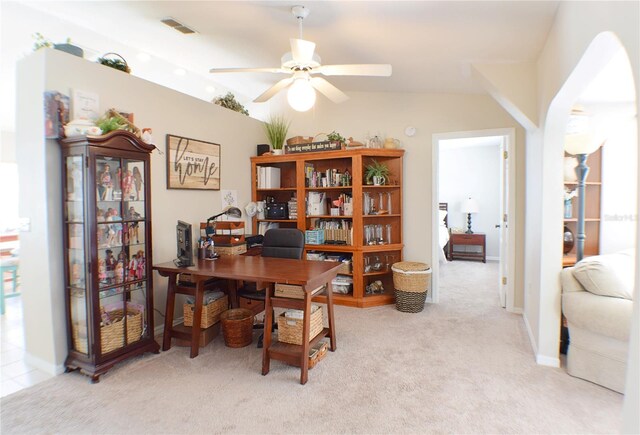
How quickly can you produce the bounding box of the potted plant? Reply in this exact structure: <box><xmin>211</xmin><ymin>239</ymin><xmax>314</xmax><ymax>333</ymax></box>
<box><xmin>365</xmin><ymin>160</ymin><xmax>390</xmax><ymax>185</ymax></box>
<box><xmin>327</xmin><ymin>131</ymin><xmax>346</xmax><ymax>147</ymax></box>
<box><xmin>97</xmin><ymin>53</ymin><xmax>131</xmax><ymax>73</ymax></box>
<box><xmin>32</xmin><ymin>32</ymin><xmax>83</xmax><ymax>57</ymax></box>
<box><xmin>264</xmin><ymin>115</ymin><xmax>290</xmax><ymax>155</ymax></box>
<box><xmin>213</xmin><ymin>92</ymin><xmax>249</xmax><ymax>116</ymax></box>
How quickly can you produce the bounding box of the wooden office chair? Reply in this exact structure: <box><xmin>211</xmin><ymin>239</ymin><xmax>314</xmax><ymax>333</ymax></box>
<box><xmin>237</xmin><ymin>228</ymin><xmax>305</xmax><ymax>347</ymax></box>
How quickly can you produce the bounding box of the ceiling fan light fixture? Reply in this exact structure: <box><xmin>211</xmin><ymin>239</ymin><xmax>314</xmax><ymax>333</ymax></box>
<box><xmin>287</xmin><ymin>78</ymin><xmax>316</xmax><ymax>112</ymax></box>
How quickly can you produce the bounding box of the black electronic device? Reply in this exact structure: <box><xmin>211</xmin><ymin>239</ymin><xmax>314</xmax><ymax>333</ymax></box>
<box><xmin>245</xmin><ymin>234</ymin><xmax>264</xmax><ymax>248</ymax></box>
<box><xmin>175</xmin><ymin>220</ymin><xmax>194</xmax><ymax>267</ymax></box>
<box><xmin>266</xmin><ymin>202</ymin><xmax>288</xmax><ymax>219</ymax></box>
<box><xmin>257</xmin><ymin>144</ymin><xmax>270</xmax><ymax>156</ymax></box>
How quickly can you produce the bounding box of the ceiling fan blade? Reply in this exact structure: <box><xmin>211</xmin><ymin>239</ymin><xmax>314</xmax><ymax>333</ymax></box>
<box><xmin>290</xmin><ymin>38</ymin><xmax>316</xmax><ymax>63</ymax></box>
<box><xmin>209</xmin><ymin>67</ymin><xmax>287</xmax><ymax>74</ymax></box>
<box><xmin>253</xmin><ymin>77</ymin><xmax>295</xmax><ymax>103</ymax></box>
<box><xmin>309</xmin><ymin>77</ymin><xmax>349</xmax><ymax>104</ymax></box>
<box><xmin>315</xmin><ymin>64</ymin><xmax>392</xmax><ymax>77</ymax></box>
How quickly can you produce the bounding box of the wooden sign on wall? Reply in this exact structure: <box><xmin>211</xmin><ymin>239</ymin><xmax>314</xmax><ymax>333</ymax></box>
<box><xmin>166</xmin><ymin>134</ymin><xmax>220</xmax><ymax>190</ymax></box>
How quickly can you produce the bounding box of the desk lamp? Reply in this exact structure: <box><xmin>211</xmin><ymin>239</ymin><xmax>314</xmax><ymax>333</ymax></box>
<box><xmin>564</xmin><ymin>108</ymin><xmax>602</xmax><ymax>262</ymax></box>
<box><xmin>206</xmin><ymin>206</ymin><xmax>243</xmax><ymax>235</ymax></box>
<box><xmin>461</xmin><ymin>197</ymin><xmax>479</xmax><ymax>234</ymax></box>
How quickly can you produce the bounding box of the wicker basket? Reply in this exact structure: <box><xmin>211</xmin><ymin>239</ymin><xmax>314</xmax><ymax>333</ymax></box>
<box><xmin>220</xmin><ymin>308</ymin><xmax>254</xmax><ymax>348</ymax></box>
<box><xmin>73</xmin><ymin>305</ymin><xmax>143</xmax><ymax>354</ymax></box>
<box><xmin>392</xmin><ymin>262</ymin><xmax>432</xmax><ymax>313</ymax></box>
<box><xmin>277</xmin><ymin>305</ymin><xmax>323</xmax><ymax>345</ymax></box>
<box><xmin>183</xmin><ymin>295</ymin><xmax>228</xmax><ymax>329</ymax></box>
<box><xmin>286</xmin><ymin>136</ymin><xmax>314</xmax><ymax>146</ymax></box>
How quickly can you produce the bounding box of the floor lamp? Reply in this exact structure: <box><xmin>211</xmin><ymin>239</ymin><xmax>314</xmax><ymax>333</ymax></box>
<box><xmin>564</xmin><ymin>110</ymin><xmax>602</xmax><ymax>262</ymax></box>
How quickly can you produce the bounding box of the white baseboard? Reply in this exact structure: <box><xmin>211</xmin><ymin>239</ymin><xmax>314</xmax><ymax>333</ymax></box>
<box><xmin>486</xmin><ymin>256</ymin><xmax>500</xmax><ymax>262</ymax></box>
<box><xmin>522</xmin><ymin>313</ymin><xmax>560</xmax><ymax>367</ymax></box>
<box><xmin>536</xmin><ymin>354</ymin><xmax>560</xmax><ymax>367</ymax></box>
<box><xmin>25</xmin><ymin>352</ymin><xmax>65</xmax><ymax>376</ymax></box>
<box><xmin>510</xmin><ymin>306</ymin><xmax>523</xmax><ymax>314</ymax></box>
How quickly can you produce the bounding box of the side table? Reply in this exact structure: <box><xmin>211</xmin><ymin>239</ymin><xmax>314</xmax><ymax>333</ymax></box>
<box><xmin>449</xmin><ymin>233</ymin><xmax>486</xmax><ymax>263</ymax></box>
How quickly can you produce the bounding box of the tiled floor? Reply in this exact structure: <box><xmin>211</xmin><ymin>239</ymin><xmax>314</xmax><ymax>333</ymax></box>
<box><xmin>1</xmin><ymin>296</ymin><xmax>54</xmax><ymax>397</ymax></box>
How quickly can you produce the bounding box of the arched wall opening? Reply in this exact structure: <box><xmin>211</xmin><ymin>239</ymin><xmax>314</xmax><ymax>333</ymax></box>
<box><xmin>540</xmin><ymin>31</ymin><xmax>637</xmax><ymax>367</ymax></box>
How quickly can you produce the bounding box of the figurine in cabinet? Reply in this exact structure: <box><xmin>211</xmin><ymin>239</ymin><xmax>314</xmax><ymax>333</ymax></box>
<box><xmin>99</xmin><ymin>164</ymin><xmax>114</xmax><ymax>200</ymax></box>
<box><xmin>105</xmin><ymin>249</ymin><xmax>116</xmax><ymax>283</ymax></box>
<box><xmin>127</xmin><ymin>252</ymin><xmax>138</xmax><ymax>282</ymax></box>
<box><xmin>127</xmin><ymin>206</ymin><xmax>142</xmax><ymax>243</ymax></box>
<box><xmin>121</xmin><ymin>169</ymin><xmax>134</xmax><ymax>200</ymax></box>
<box><xmin>132</xmin><ymin>167</ymin><xmax>143</xmax><ymax>200</ymax></box>
<box><xmin>115</xmin><ymin>261</ymin><xmax>124</xmax><ymax>284</ymax></box>
<box><xmin>98</xmin><ymin>258</ymin><xmax>107</xmax><ymax>283</ymax></box>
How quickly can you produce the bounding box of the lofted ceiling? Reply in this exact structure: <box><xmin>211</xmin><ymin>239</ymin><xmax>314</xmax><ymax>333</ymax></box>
<box><xmin>21</xmin><ymin>1</ymin><xmax>560</xmax><ymax>103</ymax></box>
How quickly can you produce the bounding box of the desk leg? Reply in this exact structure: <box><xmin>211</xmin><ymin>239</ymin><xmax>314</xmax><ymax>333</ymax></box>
<box><xmin>326</xmin><ymin>280</ymin><xmax>337</xmax><ymax>352</ymax></box>
<box><xmin>162</xmin><ymin>273</ymin><xmax>177</xmax><ymax>351</ymax></box>
<box><xmin>227</xmin><ymin>279</ymin><xmax>239</xmax><ymax>309</ymax></box>
<box><xmin>299</xmin><ymin>292</ymin><xmax>311</xmax><ymax>385</ymax></box>
<box><xmin>261</xmin><ymin>284</ymin><xmax>273</xmax><ymax>375</ymax></box>
<box><xmin>190</xmin><ymin>279</ymin><xmax>204</xmax><ymax>358</ymax></box>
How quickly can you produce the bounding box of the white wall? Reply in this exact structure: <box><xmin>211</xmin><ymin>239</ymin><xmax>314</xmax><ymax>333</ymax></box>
<box><xmin>16</xmin><ymin>48</ymin><xmax>264</xmax><ymax>373</ymax></box>
<box><xmin>439</xmin><ymin>142</ymin><xmax>501</xmax><ymax>258</ymax></box>
<box><xmin>601</xmin><ymin>116</ymin><xmax>638</xmax><ymax>254</ymax></box>
<box><xmin>282</xmin><ymin>91</ymin><xmax>526</xmax><ymax>308</ymax></box>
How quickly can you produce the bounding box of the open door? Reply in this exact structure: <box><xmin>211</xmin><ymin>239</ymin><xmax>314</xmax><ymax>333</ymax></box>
<box><xmin>499</xmin><ymin>137</ymin><xmax>509</xmax><ymax>307</ymax></box>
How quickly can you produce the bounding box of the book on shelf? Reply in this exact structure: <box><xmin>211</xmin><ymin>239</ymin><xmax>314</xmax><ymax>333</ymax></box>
<box><xmin>274</xmin><ymin>283</ymin><xmax>325</xmax><ymax>299</ymax></box>
<box><xmin>257</xmin><ymin>166</ymin><xmax>281</xmax><ymax>189</ymax></box>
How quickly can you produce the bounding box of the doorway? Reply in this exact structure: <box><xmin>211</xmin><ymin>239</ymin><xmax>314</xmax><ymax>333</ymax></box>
<box><xmin>431</xmin><ymin>128</ymin><xmax>516</xmax><ymax>311</ymax></box>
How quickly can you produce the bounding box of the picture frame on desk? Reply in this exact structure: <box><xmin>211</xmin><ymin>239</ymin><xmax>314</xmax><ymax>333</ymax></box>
<box><xmin>166</xmin><ymin>134</ymin><xmax>221</xmax><ymax>190</ymax></box>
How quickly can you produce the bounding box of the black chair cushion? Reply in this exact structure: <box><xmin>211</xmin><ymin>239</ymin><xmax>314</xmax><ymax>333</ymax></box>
<box><xmin>261</xmin><ymin>228</ymin><xmax>304</xmax><ymax>259</ymax></box>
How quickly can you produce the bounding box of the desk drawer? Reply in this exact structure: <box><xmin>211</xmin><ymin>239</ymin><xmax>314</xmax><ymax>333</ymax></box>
<box><xmin>239</xmin><ymin>297</ymin><xmax>265</xmax><ymax>316</ymax></box>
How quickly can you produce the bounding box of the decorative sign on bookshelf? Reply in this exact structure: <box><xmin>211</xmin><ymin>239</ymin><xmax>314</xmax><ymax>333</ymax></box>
<box><xmin>166</xmin><ymin>135</ymin><xmax>220</xmax><ymax>190</ymax></box>
<box><xmin>286</xmin><ymin>140</ymin><xmax>342</xmax><ymax>154</ymax></box>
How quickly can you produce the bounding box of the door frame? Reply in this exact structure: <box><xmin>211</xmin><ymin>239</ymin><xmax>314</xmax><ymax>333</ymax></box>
<box><xmin>431</xmin><ymin>128</ymin><xmax>517</xmax><ymax>312</ymax></box>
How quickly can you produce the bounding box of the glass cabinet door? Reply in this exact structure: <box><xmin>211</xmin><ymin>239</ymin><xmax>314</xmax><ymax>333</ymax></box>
<box><xmin>95</xmin><ymin>156</ymin><xmax>148</xmax><ymax>354</ymax></box>
<box><xmin>65</xmin><ymin>156</ymin><xmax>89</xmax><ymax>354</ymax></box>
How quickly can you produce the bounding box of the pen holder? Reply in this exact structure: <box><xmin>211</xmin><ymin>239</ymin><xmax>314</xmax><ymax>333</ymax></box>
<box><xmin>198</xmin><ymin>248</ymin><xmax>207</xmax><ymax>260</ymax></box>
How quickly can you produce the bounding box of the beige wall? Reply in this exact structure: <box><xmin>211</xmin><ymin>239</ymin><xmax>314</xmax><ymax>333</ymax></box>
<box><xmin>282</xmin><ymin>92</ymin><xmax>526</xmax><ymax>308</ymax></box>
<box><xmin>16</xmin><ymin>49</ymin><xmax>264</xmax><ymax>373</ymax></box>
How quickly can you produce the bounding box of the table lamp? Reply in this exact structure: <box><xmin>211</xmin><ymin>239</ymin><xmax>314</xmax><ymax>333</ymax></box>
<box><xmin>461</xmin><ymin>197</ymin><xmax>479</xmax><ymax>234</ymax></box>
<box><xmin>564</xmin><ymin>108</ymin><xmax>603</xmax><ymax>262</ymax></box>
<box><xmin>206</xmin><ymin>206</ymin><xmax>243</xmax><ymax>235</ymax></box>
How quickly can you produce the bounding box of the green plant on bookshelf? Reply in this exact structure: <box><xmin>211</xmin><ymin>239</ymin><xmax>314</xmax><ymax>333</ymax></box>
<box><xmin>327</xmin><ymin>131</ymin><xmax>346</xmax><ymax>146</ymax></box>
<box><xmin>264</xmin><ymin>115</ymin><xmax>290</xmax><ymax>153</ymax></box>
<box><xmin>365</xmin><ymin>160</ymin><xmax>390</xmax><ymax>185</ymax></box>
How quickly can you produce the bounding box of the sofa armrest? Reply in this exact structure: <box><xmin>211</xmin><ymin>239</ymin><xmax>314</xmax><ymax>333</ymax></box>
<box><xmin>562</xmin><ymin>291</ymin><xmax>633</xmax><ymax>341</ymax></box>
<box><xmin>561</xmin><ymin>267</ymin><xmax>584</xmax><ymax>293</ymax></box>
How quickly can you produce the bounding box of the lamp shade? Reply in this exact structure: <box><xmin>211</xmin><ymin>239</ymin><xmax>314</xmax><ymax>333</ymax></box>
<box><xmin>461</xmin><ymin>197</ymin><xmax>479</xmax><ymax>214</ymax></box>
<box><xmin>564</xmin><ymin>108</ymin><xmax>602</xmax><ymax>155</ymax></box>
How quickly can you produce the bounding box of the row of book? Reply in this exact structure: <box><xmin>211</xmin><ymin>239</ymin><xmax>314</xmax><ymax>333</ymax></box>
<box><xmin>304</xmin><ymin>163</ymin><xmax>351</xmax><ymax>188</ymax></box>
<box><xmin>257</xmin><ymin>166</ymin><xmax>281</xmax><ymax>189</ymax></box>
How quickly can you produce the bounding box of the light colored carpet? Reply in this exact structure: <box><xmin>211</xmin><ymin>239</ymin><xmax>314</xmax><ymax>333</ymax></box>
<box><xmin>1</xmin><ymin>261</ymin><xmax>622</xmax><ymax>434</ymax></box>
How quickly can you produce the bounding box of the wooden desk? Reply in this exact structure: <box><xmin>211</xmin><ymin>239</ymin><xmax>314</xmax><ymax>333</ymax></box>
<box><xmin>153</xmin><ymin>256</ymin><xmax>341</xmax><ymax>384</ymax></box>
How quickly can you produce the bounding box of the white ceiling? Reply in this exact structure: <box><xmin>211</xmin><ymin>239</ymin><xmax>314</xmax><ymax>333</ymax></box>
<box><xmin>19</xmin><ymin>0</ymin><xmax>560</xmax><ymax>102</ymax></box>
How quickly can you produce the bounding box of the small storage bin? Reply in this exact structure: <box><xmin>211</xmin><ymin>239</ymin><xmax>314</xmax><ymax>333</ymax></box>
<box><xmin>392</xmin><ymin>262</ymin><xmax>432</xmax><ymax>313</ymax></box>
<box><xmin>184</xmin><ymin>294</ymin><xmax>228</xmax><ymax>328</ymax></box>
<box><xmin>220</xmin><ymin>308</ymin><xmax>254</xmax><ymax>348</ymax></box>
<box><xmin>277</xmin><ymin>305</ymin><xmax>323</xmax><ymax>345</ymax></box>
<box><xmin>305</xmin><ymin>229</ymin><xmax>325</xmax><ymax>245</ymax></box>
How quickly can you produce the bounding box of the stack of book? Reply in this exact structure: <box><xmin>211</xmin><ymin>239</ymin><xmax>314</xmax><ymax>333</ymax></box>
<box><xmin>257</xmin><ymin>166</ymin><xmax>281</xmax><ymax>189</ymax></box>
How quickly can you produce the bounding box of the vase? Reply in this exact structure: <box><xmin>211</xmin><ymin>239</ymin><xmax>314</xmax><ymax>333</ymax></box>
<box><xmin>272</xmin><ymin>148</ymin><xmax>284</xmax><ymax>155</ymax></box>
<box><xmin>563</xmin><ymin>225</ymin><xmax>575</xmax><ymax>255</ymax></box>
<box><xmin>564</xmin><ymin>199</ymin><xmax>573</xmax><ymax>219</ymax></box>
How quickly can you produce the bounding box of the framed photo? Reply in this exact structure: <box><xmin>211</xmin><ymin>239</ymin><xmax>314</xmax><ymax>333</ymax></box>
<box><xmin>44</xmin><ymin>91</ymin><xmax>70</xmax><ymax>139</ymax></box>
<box><xmin>72</xmin><ymin>89</ymin><xmax>100</xmax><ymax>121</ymax></box>
<box><xmin>166</xmin><ymin>134</ymin><xmax>220</xmax><ymax>190</ymax></box>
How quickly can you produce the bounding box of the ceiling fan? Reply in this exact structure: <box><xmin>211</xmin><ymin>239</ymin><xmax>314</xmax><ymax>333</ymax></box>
<box><xmin>209</xmin><ymin>5</ymin><xmax>392</xmax><ymax>111</ymax></box>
